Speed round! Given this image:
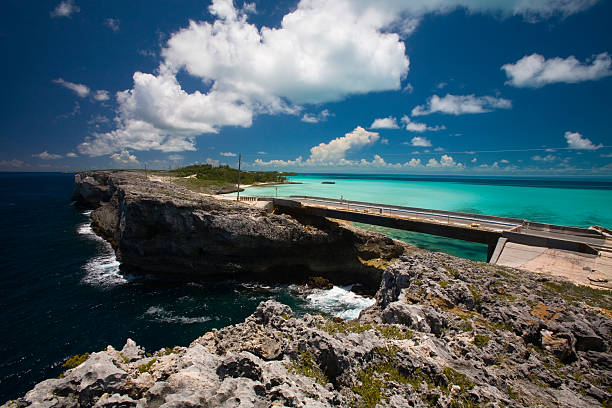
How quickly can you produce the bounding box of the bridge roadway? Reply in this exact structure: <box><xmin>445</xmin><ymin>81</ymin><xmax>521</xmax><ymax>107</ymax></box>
<box><xmin>248</xmin><ymin>195</ymin><xmax>611</xmax><ymax>264</ymax></box>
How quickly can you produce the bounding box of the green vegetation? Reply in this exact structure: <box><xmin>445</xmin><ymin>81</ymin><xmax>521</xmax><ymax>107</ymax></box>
<box><xmin>287</xmin><ymin>350</ymin><xmax>328</xmax><ymax>386</ymax></box>
<box><xmin>119</xmin><ymin>352</ymin><xmax>130</xmax><ymax>364</ymax></box>
<box><xmin>351</xmin><ymin>367</ymin><xmax>385</xmax><ymax>408</ymax></box>
<box><xmin>319</xmin><ymin>319</ymin><xmax>413</xmax><ymax>340</ymax></box>
<box><xmin>442</xmin><ymin>367</ymin><xmax>475</xmax><ymax>392</ymax></box>
<box><xmin>167</xmin><ymin>164</ymin><xmax>293</xmax><ymax>186</ymax></box>
<box><xmin>473</xmin><ymin>334</ymin><xmax>490</xmax><ymax>348</ymax></box>
<box><xmin>457</xmin><ymin>320</ymin><xmax>473</xmax><ymax>332</ymax></box>
<box><xmin>541</xmin><ymin>281</ymin><xmax>612</xmax><ymax>310</ymax></box>
<box><xmin>62</xmin><ymin>353</ymin><xmax>90</xmax><ymax>369</ymax></box>
<box><xmin>138</xmin><ymin>358</ymin><xmax>157</xmax><ymax>374</ymax></box>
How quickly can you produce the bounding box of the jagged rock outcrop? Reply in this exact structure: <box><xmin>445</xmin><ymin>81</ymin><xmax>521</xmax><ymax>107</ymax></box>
<box><xmin>5</xmin><ymin>252</ymin><xmax>611</xmax><ymax>408</ymax></box>
<box><xmin>72</xmin><ymin>171</ymin><xmax>406</xmax><ymax>290</ymax></box>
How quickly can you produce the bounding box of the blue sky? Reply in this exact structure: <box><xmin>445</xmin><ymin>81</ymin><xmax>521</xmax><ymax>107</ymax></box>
<box><xmin>1</xmin><ymin>0</ymin><xmax>611</xmax><ymax>176</ymax></box>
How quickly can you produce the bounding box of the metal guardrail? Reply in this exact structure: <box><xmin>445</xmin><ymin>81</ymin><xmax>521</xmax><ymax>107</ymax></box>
<box><xmin>293</xmin><ymin>197</ymin><xmax>522</xmax><ymax>228</ymax></box>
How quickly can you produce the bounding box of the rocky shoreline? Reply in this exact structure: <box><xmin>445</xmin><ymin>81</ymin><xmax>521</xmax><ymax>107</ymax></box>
<box><xmin>3</xmin><ymin>171</ymin><xmax>611</xmax><ymax>407</ymax></box>
<box><xmin>71</xmin><ymin>171</ymin><xmax>407</xmax><ymax>293</ymax></box>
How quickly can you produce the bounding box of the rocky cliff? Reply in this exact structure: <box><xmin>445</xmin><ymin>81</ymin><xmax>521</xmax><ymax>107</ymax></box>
<box><xmin>71</xmin><ymin>171</ymin><xmax>406</xmax><ymax>291</ymax></box>
<box><xmin>5</xmin><ymin>251</ymin><xmax>611</xmax><ymax>407</ymax></box>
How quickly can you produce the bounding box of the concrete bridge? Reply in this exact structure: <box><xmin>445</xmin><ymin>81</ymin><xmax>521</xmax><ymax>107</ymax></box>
<box><xmin>239</xmin><ymin>195</ymin><xmax>612</xmax><ymax>289</ymax></box>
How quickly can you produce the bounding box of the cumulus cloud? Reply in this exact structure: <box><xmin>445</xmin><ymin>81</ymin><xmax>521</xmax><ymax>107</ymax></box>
<box><xmin>220</xmin><ymin>152</ymin><xmax>237</xmax><ymax>157</ymax></box>
<box><xmin>301</xmin><ymin>110</ymin><xmax>331</xmax><ymax>124</ymax></box>
<box><xmin>51</xmin><ymin>0</ymin><xmax>79</xmax><ymax>18</ymax></box>
<box><xmin>309</xmin><ymin>126</ymin><xmax>379</xmax><ymax>163</ymax></box>
<box><xmin>565</xmin><ymin>131</ymin><xmax>602</xmax><ymax>150</ymax></box>
<box><xmin>53</xmin><ymin>78</ymin><xmax>90</xmax><ymax>98</ymax></box>
<box><xmin>105</xmin><ymin>18</ymin><xmax>120</xmax><ymax>32</ymax></box>
<box><xmin>426</xmin><ymin>154</ymin><xmax>463</xmax><ymax>168</ymax></box>
<box><xmin>532</xmin><ymin>154</ymin><xmax>557</xmax><ymax>162</ymax></box>
<box><xmin>410</xmin><ymin>136</ymin><xmax>432</xmax><ymax>147</ymax></box>
<box><xmin>93</xmin><ymin>90</ymin><xmax>110</xmax><ymax>101</ymax></box>
<box><xmin>110</xmin><ymin>150</ymin><xmax>139</xmax><ymax>164</ymax></box>
<box><xmin>502</xmin><ymin>53</ymin><xmax>612</xmax><ymax>88</ymax></box>
<box><xmin>79</xmin><ymin>0</ymin><xmax>597</xmax><ymax>155</ymax></box>
<box><xmin>0</xmin><ymin>159</ymin><xmax>27</xmax><ymax>168</ymax></box>
<box><xmin>401</xmin><ymin>115</ymin><xmax>445</xmax><ymax>132</ymax></box>
<box><xmin>65</xmin><ymin>152</ymin><xmax>78</xmax><ymax>158</ymax></box>
<box><xmin>412</xmin><ymin>94</ymin><xmax>512</xmax><ymax>116</ymax></box>
<box><xmin>370</xmin><ymin>116</ymin><xmax>400</xmax><ymax>129</ymax></box>
<box><xmin>205</xmin><ymin>157</ymin><xmax>220</xmax><ymax>166</ymax></box>
<box><xmin>32</xmin><ymin>151</ymin><xmax>63</xmax><ymax>160</ymax></box>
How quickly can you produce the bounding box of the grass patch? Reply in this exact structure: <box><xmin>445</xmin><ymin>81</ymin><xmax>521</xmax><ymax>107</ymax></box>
<box><xmin>377</xmin><ymin>325</ymin><xmax>414</xmax><ymax>340</ymax></box>
<box><xmin>473</xmin><ymin>334</ymin><xmax>490</xmax><ymax>348</ymax></box>
<box><xmin>287</xmin><ymin>350</ymin><xmax>328</xmax><ymax>386</ymax></box>
<box><xmin>137</xmin><ymin>358</ymin><xmax>157</xmax><ymax>374</ymax></box>
<box><xmin>351</xmin><ymin>367</ymin><xmax>385</xmax><ymax>408</ymax></box>
<box><xmin>458</xmin><ymin>320</ymin><xmax>473</xmax><ymax>332</ymax></box>
<box><xmin>442</xmin><ymin>367</ymin><xmax>475</xmax><ymax>392</ymax></box>
<box><xmin>62</xmin><ymin>353</ymin><xmax>90</xmax><ymax>369</ymax></box>
<box><xmin>541</xmin><ymin>281</ymin><xmax>611</xmax><ymax>309</ymax></box>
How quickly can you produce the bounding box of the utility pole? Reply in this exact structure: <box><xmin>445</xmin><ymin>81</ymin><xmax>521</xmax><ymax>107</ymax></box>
<box><xmin>236</xmin><ymin>153</ymin><xmax>241</xmax><ymax>201</ymax></box>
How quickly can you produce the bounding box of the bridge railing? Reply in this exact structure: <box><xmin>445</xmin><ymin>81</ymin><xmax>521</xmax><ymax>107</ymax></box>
<box><xmin>286</xmin><ymin>196</ymin><xmax>523</xmax><ymax>228</ymax></box>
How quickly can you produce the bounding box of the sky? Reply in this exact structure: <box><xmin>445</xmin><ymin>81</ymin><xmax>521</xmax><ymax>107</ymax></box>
<box><xmin>1</xmin><ymin>0</ymin><xmax>611</xmax><ymax>176</ymax></box>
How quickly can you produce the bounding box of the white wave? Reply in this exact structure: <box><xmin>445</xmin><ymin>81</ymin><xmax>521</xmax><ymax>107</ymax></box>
<box><xmin>77</xmin><ymin>218</ymin><xmax>127</xmax><ymax>287</ymax></box>
<box><xmin>305</xmin><ymin>285</ymin><xmax>376</xmax><ymax>320</ymax></box>
<box><xmin>144</xmin><ymin>306</ymin><xmax>211</xmax><ymax>324</ymax></box>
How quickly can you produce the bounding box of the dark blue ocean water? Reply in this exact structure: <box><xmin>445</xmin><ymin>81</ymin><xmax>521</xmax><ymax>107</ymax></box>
<box><xmin>0</xmin><ymin>173</ymin><xmax>374</xmax><ymax>402</ymax></box>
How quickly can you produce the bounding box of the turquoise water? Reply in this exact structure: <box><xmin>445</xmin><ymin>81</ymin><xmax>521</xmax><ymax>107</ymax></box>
<box><xmin>241</xmin><ymin>174</ymin><xmax>612</xmax><ymax>261</ymax></box>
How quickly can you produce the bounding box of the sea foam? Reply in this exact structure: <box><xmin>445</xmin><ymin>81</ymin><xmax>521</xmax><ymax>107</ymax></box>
<box><xmin>144</xmin><ymin>306</ymin><xmax>212</xmax><ymax>324</ymax></box>
<box><xmin>306</xmin><ymin>285</ymin><xmax>375</xmax><ymax>320</ymax></box>
<box><xmin>77</xmin><ymin>214</ymin><xmax>127</xmax><ymax>287</ymax></box>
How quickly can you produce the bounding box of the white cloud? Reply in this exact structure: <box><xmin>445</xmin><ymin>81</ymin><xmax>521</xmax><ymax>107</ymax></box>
<box><xmin>32</xmin><ymin>151</ymin><xmax>63</xmax><ymax>160</ymax></box>
<box><xmin>168</xmin><ymin>154</ymin><xmax>184</xmax><ymax>160</ymax></box>
<box><xmin>79</xmin><ymin>0</ymin><xmax>598</xmax><ymax>155</ymax></box>
<box><xmin>426</xmin><ymin>154</ymin><xmax>463</xmax><ymax>168</ymax></box>
<box><xmin>401</xmin><ymin>115</ymin><xmax>445</xmax><ymax>132</ymax></box>
<box><xmin>380</xmin><ymin>138</ymin><xmax>389</xmax><ymax>145</ymax></box>
<box><xmin>242</xmin><ymin>2</ymin><xmax>257</xmax><ymax>14</ymax></box>
<box><xmin>257</xmin><ymin>151</ymin><xmax>267</xmax><ymax>155</ymax></box>
<box><xmin>370</xmin><ymin>116</ymin><xmax>399</xmax><ymax>129</ymax></box>
<box><xmin>65</xmin><ymin>152</ymin><xmax>78</xmax><ymax>158</ymax></box>
<box><xmin>220</xmin><ymin>152</ymin><xmax>237</xmax><ymax>157</ymax></box>
<box><xmin>309</xmin><ymin>126</ymin><xmax>379</xmax><ymax>163</ymax></box>
<box><xmin>499</xmin><ymin>159</ymin><xmax>509</xmax><ymax>164</ymax></box>
<box><xmin>502</xmin><ymin>53</ymin><xmax>612</xmax><ymax>88</ymax></box>
<box><xmin>105</xmin><ymin>18</ymin><xmax>120</xmax><ymax>32</ymax></box>
<box><xmin>403</xmin><ymin>83</ymin><xmax>414</xmax><ymax>93</ymax></box>
<box><xmin>601</xmin><ymin>153</ymin><xmax>612</xmax><ymax>158</ymax></box>
<box><xmin>412</xmin><ymin>94</ymin><xmax>512</xmax><ymax>116</ymax></box>
<box><xmin>0</xmin><ymin>159</ymin><xmax>27</xmax><ymax>168</ymax></box>
<box><xmin>405</xmin><ymin>158</ymin><xmax>422</xmax><ymax>167</ymax></box>
<box><xmin>205</xmin><ymin>157</ymin><xmax>220</xmax><ymax>166</ymax></box>
<box><xmin>410</xmin><ymin>136</ymin><xmax>432</xmax><ymax>147</ymax></box>
<box><xmin>531</xmin><ymin>154</ymin><xmax>557</xmax><ymax>162</ymax></box>
<box><xmin>565</xmin><ymin>131</ymin><xmax>602</xmax><ymax>150</ymax></box>
<box><xmin>110</xmin><ymin>150</ymin><xmax>139</xmax><ymax>164</ymax></box>
<box><xmin>471</xmin><ymin>157</ymin><xmax>477</xmax><ymax>163</ymax></box>
<box><xmin>301</xmin><ymin>110</ymin><xmax>331</xmax><ymax>124</ymax></box>
<box><xmin>51</xmin><ymin>0</ymin><xmax>79</xmax><ymax>18</ymax></box>
<box><xmin>52</xmin><ymin>78</ymin><xmax>90</xmax><ymax>98</ymax></box>
<box><xmin>93</xmin><ymin>90</ymin><xmax>110</xmax><ymax>101</ymax></box>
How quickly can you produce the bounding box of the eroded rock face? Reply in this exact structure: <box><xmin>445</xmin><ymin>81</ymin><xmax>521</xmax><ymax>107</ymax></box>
<box><xmin>72</xmin><ymin>171</ymin><xmax>406</xmax><ymax>290</ymax></box>
<box><xmin>6</xmin><ymin>253</ymin><xmax>612</xmax><ymax>408</ymax></box>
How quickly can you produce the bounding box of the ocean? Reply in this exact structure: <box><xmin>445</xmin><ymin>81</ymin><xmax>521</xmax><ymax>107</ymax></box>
<box><xmin>241</xmin><ymin>173</ymin><xmax>612</xmax><ymax>261</ymax></box>
<box><xmin>1</xmin><ymin>172</ymin><xmax>611</xmax><ymax>402</ymax></box>
<box><xmin>0</xmin><ymin>173</ymin><xmax>371</xmax><ymax>402</ymax></box>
